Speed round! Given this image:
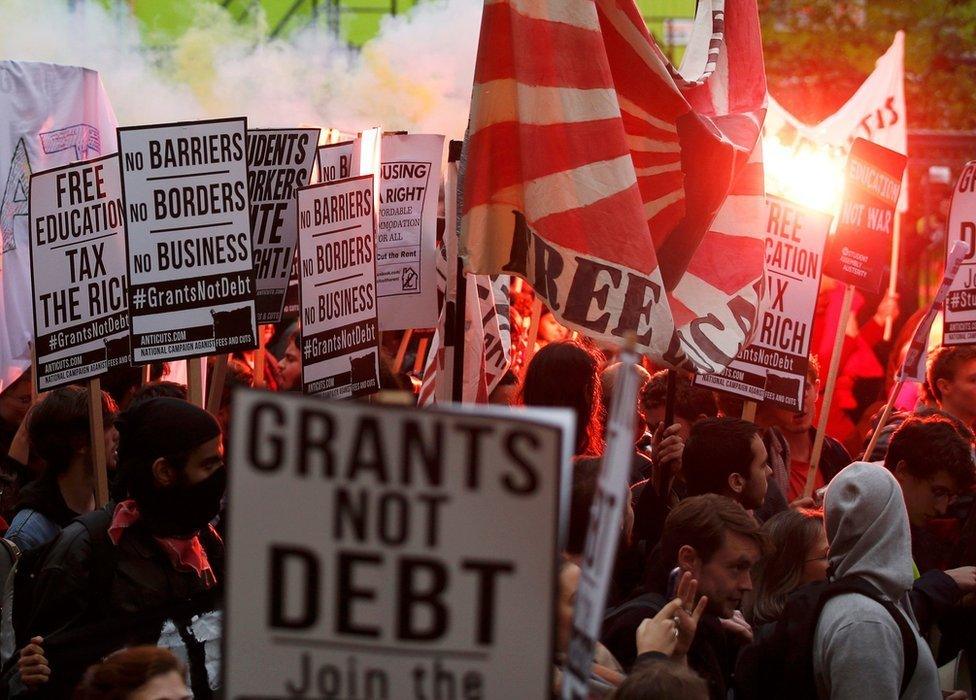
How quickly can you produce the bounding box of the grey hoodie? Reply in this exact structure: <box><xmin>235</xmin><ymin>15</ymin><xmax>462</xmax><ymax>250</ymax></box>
<box><xmin>813</xmin><ymin>462</ymin><xmax>941</xmax><ymax>700</ymax></box>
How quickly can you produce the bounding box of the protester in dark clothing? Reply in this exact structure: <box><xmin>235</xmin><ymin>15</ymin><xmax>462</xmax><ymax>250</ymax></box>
<box><xmin>521</xmin><ymin>340</ymin><xmax>604</xmax><ymax>456</ymax></box>
<box><xmin>12</xmin><ymin>398</ymin><xmax>225</xmax><ymax>698</ymax></box>
<box><xmin>6</xmin><ymin>387</ymin><xmax>119</xmax><ymax>551</ymax></box>
<box><xmin>72</xmin><ymin>646</ymin><xmax>190</xmax><ymax>700</ymax></box>
<box><xmin>745</xmin><ymin>509</ymin><xmax>828</xmax><ymax>627</ymax></box>
<box><xmin>601</xmin><ymin>495</ymin><xmax>766</xmax><ymax>699</ymax></box>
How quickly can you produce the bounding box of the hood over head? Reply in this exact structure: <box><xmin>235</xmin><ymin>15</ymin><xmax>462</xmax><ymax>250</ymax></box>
<box><xmin>824</xmin><ymin>462</ymin><xmax>914</xmax><ymax>599</ymax></box>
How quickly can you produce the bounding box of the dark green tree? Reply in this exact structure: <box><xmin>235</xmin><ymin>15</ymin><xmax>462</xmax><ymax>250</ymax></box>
<box><xmin>760</xmin><ymin>0</ymin><xmax>976</xmax><ymax>130</ymax></box>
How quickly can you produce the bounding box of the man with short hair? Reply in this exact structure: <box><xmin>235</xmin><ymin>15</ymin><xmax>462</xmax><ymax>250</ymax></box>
<box><xmin>602</xmin><ymin>494</ymin><xmax>766</xmax><ymax>699</ymax></box>
<box><xmin>926</xmin><ymin>345</ymin><xmax>976</xmax><ymax>427</ymax></box>
<box><xmin>682</xmin><ymin>418</ymin><xmax>772</xmax><ymax>512</ymax></box>
<box><xmin>277</xmin><ymin>330</ymin><xmax>302</xmax><ymax>392</ymax></box>
<box><xmin>882</xmin><ymin>415</ymin><xmax>976</xmax><ymax>641</ymax></box>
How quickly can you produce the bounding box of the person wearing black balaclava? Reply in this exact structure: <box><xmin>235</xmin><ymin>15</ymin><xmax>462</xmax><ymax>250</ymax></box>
<box><xmin>9</xmin><ymin>398</ymin><xmax>226</xmax><ymax>699</ymax></box>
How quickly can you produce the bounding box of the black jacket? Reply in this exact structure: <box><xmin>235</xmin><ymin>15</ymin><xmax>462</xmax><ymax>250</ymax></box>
<box><xmin>20</xmin><ymin>509</ymin><xmax>222</xmax><ymax>697</ymax></box>
<box><xmin>601</xmin><ymin>591</ymin><xmax>741</xmax><ymax>700</ymax></box>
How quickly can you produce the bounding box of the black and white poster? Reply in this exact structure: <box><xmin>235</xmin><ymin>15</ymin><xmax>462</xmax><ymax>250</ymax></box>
<box><xmin>117</xmin><ymin>118</ymin><xmax>256</xmax><ymax>363</ymax></box>
<box><xmin>943</xmin><ymin>161</ymin><xmax>976</xmax><ymax>345</ymax></box>
<box><xmin>297</xmin><ymin>174</ymin><xmax>380</xmax><ymax>398</ymax></box>
<box><xmin>317</xmin><ymin>140</ymin><xmax>354</xmax><ymax>184</ymax></box>
<box><xmin>354</xmin><ymin>133</ymin><xmax>443</xmax><ymax>331</ymax></box>
<box><xmin>248</xmin><ymin>128</ymin><xmax>319</xmax><ymax>324</ymax></box>
<box><xmin>225</xmin><ymin>390</ymin><xmax>568</xmax><ymax>700</ymax></box>
<box><xmin>28</xmin><ymin>154</ymin><xmax>129</xmax><ymax>391</ymax></box>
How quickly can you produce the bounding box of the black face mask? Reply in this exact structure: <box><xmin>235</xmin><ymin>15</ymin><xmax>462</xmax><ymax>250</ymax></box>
<box><xmin>140</xmin><ymin>467</ymin><xmax>226</xmax><ymax>538</ymax></box>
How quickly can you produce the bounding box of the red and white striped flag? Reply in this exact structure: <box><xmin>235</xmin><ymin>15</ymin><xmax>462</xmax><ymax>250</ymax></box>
<box><xmin>461</xmin><ymin>0</ymin><xmax>767</xmax><ymax>373</ymax></box>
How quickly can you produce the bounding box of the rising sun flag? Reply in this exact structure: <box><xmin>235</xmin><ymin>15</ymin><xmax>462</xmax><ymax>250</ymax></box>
<box><xmin>460</xmin><ymin>0</ymin><xmax>768</xmax><ymax>373</ymax></box>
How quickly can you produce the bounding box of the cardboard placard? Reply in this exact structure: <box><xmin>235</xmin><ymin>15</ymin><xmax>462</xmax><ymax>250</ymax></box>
<box><xmin>117</xmin><ymin>118</ymin><xmax>257</xmax><ymax>363</ymax></box>
<box><xmin>297</xmin><ymin>174</ymin><xmax>380</xmax><ymax>398</ymax></box>
<box><xmin>943</xmin><ymin>161</ymin><xmax>976</xmax><ymax>345</ymax></box>
<box><xmin>695</xmin><ymin>196</ymin><xmax>832</xmax><ymax>410</ymax></box>
<box><xmin>224</xmin><ymin>391</ymin><xmax>569</xmax><ymax>699</ymax></box>
<box><xmin>248</xmin><ymin>128</ymin><xmax>320</xmax><ymax>324</ymax></box>
<box><xmin>823</xmin><ymin>138</ymin><xmax>907</xmax><ymax>292</ymax></box>
<box><xmin>354</xmin><ymin>133</ymin><xmax>444</xmax><ymax>331</ymax></box>
<box><xmin>28</xmin><ymin>155</ymin><xmax>129</xmax><ymax>391</ymax></box>
<box><xmin>317</xmin><ymin>141</ymin><xmax>354</xmax><ymax>184</ymax></box>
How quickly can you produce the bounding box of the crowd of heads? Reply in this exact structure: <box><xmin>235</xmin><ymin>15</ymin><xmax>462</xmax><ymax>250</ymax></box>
<box><xmin>1</xmin><ymin>305</ymin><xmax>976</xmax><ymax>699</ymax></box>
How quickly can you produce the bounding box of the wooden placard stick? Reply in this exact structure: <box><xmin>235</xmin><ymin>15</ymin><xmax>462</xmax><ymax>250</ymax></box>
<box><xmin>414</xmin><ymin>336</ymin><xmax>430</xmax><ymax>375</ymax></box>
<box><xmin>804</xmin><ymin>283</ymin><xmax>855</xmax><ymax>498</ymax></box>
<box><xmin>254</xmin><ymin>326</ymin><xmax>267</xmax><ymax>389</ymax></box>
<box><xmin>521</xmin><ymin>297</ymin><xmax>544</xmax><ymax>376</ymax></box>
<box><xmin>88</xmin><ymin>377</ymin><xmax>109</xmax><ymax>508</ymax></box>
<box><xmin>393</xmin><ymin>329</ymin><xmax>414</xmax><ymax>374</ymax></box>
<box><xmin>883</xmin><ymin>214</ymin><xmax>901</xmax><ymax>341</ymax></box>
<box><xmin>206</xmin><ymin>354</ymin><xmax>230</xmax><ymax>416</ymax></box>
<box><xmin>741</xmin><ymin>400</ymin><xmax>757</xmax><ymax>423</ymax></box>
<box><xmin>187</xmin><ymin>356</ymin><xmax>206</xmax><ymax>409</ymax></box>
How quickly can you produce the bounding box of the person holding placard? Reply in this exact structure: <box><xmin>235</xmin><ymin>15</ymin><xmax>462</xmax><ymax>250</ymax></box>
<box><xmin>6</xmin><ymin>387</ymin><xmax>118</xmax><ymax>551</ymax></box>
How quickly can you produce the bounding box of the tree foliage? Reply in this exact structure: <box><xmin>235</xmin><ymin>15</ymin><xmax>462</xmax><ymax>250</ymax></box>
<box><xmin>759</xmin><ymin>0</ymin><xmax>976</xmax><ymax>130</ymax></box>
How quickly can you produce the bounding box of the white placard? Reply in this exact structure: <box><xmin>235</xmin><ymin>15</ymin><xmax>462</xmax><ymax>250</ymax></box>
<box><xmin>297</xmin><ymin>174</ymin><xmax>380</xmax><ymax>398</ymax></box>
<box><xmin>248</xmin><ymin>128</ymin><xmax>319</xmax><ymax>324</ymax></box>
<box><xmin>695</xmin><ymin>195</ymin><xmax>832</xmax><ymax>410</ymax></box>
<box><xmin>317</xmin><ymin>141</ymin><xmax>355</xmax><ymax>184</ymax></box>
<box><xmin>354</xmin><ymin>133</ymin><xmax>443</xmax><ymax>331</ymax></box>
<box><xmin>225</xmin><ymin>390</ymin><xmax>568</xmax><ymax>699</ymax></box>
<box><xmin>117</xmin><ymin>118</ymin><xmax>256</xmax><ymax>363</ymax></box>
<box><xmin>28</xmin><ymin>155</ymin><xmax>129</xmax><ymax>391</ymax></box>
<box><xmin>944</xmin><ymin>161</ymin><xmax>976</xmax><ymax>345</ymax></box>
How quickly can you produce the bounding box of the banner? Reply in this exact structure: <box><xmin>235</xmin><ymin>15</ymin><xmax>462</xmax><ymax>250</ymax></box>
<box><xmin>354</xmin><ymin>133</ymin><xmax>443</xmax><ymax>331</ymax></box>
<box><xmin>117</xmin><ymin>117</ymin><xmax>257</xmax><ymax>363</ymax></box>
<box><xmin>764</xmin><ymin>32</ymin><xmax>907</xmax><ymax>212</ymax></box>
<box><xmin>225</xmin><ymin>390</ymin><xmax>570</xmax><ymax>699</ymax></box>
<box><xmin>943</xmin><ymin>162</ymin><xmax>976</xmax><ymax>345</ymax></box>
<box><xmin>461</xmin><ymin>0</ymin><xmax>768</xmax><ymax>374</ymax></box>
<box><xmin>696</xmin><ymin>196</ymin><xmax>832</xmax><ymax>410</ymax></box>
<box><xmin>0</xmin><ymin>62</ymin><xmax>118</xmax><ymax>390</ymax></box>
<box><xmin>823</xmin><ymin>138</ymin><xmax>906</xmax><ymax>293</ymax></box>
<box><xmin>317</xmin><ymin>141</ymin><xmax>354</xmax><ymax>184</ymax></box>
<box><xmin>248</xmin><ymin>128</ymin><xmax>320</xmax><ymax>324</ymax></box>
<box><xmin>28</xmin><ymin>155</ymin><xmax>129</xmax><ymax>391</ymax></box>
<box><xmin>897</xmin><ymin>240</ymin><xmax>968</xmax><ymax>380</ymax></box>
<box><xmin>564</xmin><ymin>350</ymin><xmax>640</xmax><ymax>698</ymax></box>
<box><xmin>296</xmin><ymin>174</ymin><xmax>380</xmax><ymax>398</ymax></box>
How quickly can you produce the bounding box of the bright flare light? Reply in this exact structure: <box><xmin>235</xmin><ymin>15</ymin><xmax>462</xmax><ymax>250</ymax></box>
<box><xmin>763</xmin><ymin>135</ymin><xmax>847</xmax><ymax>216</ymax></box>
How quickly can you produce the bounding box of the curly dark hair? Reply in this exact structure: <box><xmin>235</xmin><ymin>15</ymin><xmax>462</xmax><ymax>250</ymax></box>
<box><xmin>639</xmin><ymin>370</ymin><xmax>718</xmax><ymax>424</ymax></box>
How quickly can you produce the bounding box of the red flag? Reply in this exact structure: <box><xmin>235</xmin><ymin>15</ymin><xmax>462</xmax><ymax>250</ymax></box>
<box><xmin>461</xmin><ymin>0</ymin><xmax>767</xmax><ymax>373</ymax></box>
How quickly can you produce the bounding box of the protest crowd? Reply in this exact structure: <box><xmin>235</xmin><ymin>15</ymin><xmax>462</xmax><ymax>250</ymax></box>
<box><xmin>3</xmin><ymin>0</ymin><xmax>976</xmax><ymax>698</ymax></box>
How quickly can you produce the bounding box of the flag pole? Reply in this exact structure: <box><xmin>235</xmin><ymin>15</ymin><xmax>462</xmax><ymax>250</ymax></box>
<box><xmin>804</xmin><ymin>283</ymin><xmax>855</xmax><ymax>497</ymax></box>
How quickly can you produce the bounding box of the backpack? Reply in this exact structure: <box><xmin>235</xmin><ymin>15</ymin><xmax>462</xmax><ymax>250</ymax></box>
<box><xmin>735</xmin><ymin>576</ymin><xmax>919</xmax><ymax>700</ymax></box>
<box><xmin>0</xmin><ymin>508</ymin><xmax>116</xmax><ymax>668</ymax></box>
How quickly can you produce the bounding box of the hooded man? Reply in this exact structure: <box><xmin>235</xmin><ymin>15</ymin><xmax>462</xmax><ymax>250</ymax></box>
<box><xmin>814</xmin><ymin>462</ymin><xmax>942</xmax><ymax>699</ymax></box>
<box><xmin>11</xmin><ymin>398</ymin><xmax>226</xmax><ymax>698</ymax></box>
